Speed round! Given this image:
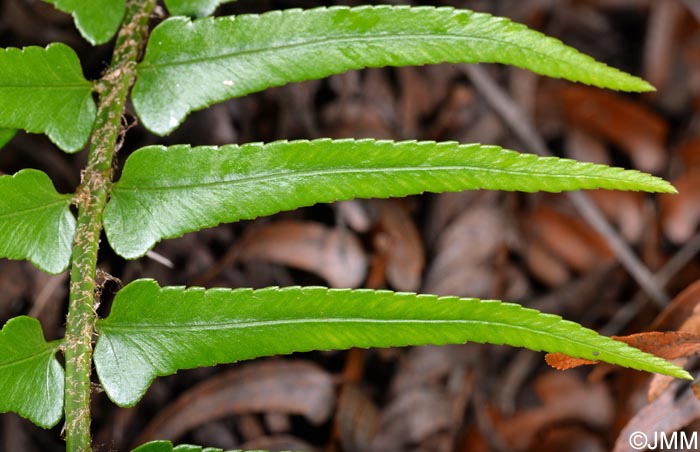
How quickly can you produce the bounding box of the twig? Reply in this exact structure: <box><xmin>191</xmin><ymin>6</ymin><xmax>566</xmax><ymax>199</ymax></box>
<box><xmin>601</xmin><ymin>231</ymin><xmax>700</xmax><ymax>335</ymax></box>
<box><xmin>462</xmin><ymin>64</ymin><xmax>669</xmax><ymax>307</ymax></box>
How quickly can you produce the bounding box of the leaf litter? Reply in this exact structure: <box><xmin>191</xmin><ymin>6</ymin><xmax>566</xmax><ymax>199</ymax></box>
<box><xmin>2</xmin><ymin>1</ymin><xmax>700</xmax><ymax>450</ymax></box>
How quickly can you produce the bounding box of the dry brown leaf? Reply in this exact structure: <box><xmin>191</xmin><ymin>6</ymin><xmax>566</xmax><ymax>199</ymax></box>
<box><xmin>618</xmin><ymin>331</ymin><xmax>700</xmax><ymax>360</ymax></box>
<box><xmin>371</xmin><ymin>387</ymin><xmax>453</xmax><ymax>451</ymax></box>
<box><xmin>135</xmin><ymin>360</ymin><xmax>335</xmax><ymax>445</ymax></box>
<box><xmin>424</xmin><ymin>206</ymin><xmax>506</xmax><ymax>297</ymax></box>
<box><xmin>614</xmin><ymin>382</ymin><xmax>700</xmax><ymax>452</ymax></box>
<box><xmin>565</xmin><ymin>126</ymin><xmax>611</xmax><ymax>165</ymax></box>
<box><xmin>336</xmin><ymin>200</ymin><xmax>372</xmax><ymax>233</ymax></box>
<box><xmin>559</xmin><ymin>85</ymin><xmax>668</xmax><ymax>172</ymax></box>
<box><xmin>371</xmin><ymin>200</ymin><xmax>424</xmax><ymax>292</ymax></box>
<box><xmin>239</xmin><ymin>434</ymin><xmax>318</xmax><ymax>452</ymax></box>
<box><xmin>524</xmin><ymin>240</ymin><xmax>572</xmax><ymax>287</ymax></box>
<box><xmin>336</xmin><ymin>384</ymin><xmax>380</xmax><ymax>452</ymax></box>
<box><xmin>236</xmin><ymin>220</ymin><xmax>367</xmax><ymax>288</ymax></box>
<box><xmin>535</xmin><ymin>426</ymin><xmax>606</xmax><ymax>452</ymax></box>
<box><xmin>648</xmin><ymin>280</ymin><xmax>700</xmax><ymax>401</ymax></box>
<box><xmin>587</xmin><ymin>190</ymin><xmax>646</xmax><ymax>243</ymax></box>
<box><xmin>398</xmin><ymin>67</ymin><xmax>436</xmax><ymax>138</ymax></box>
<box><xmin>390</xmin><ymin>345</ymin><xmax>475</xmax><ymax>396</ymax></box>
<box><xmin>525</xmin><ymin>206</ymin><xmax>613</xmax><ymax>278</ymax></box>
<box><xmin>545</xmin><ymin>353</ymin><xmax>598</xmax><ymax>370</ymax></box>
<box><xmin>653</xmin><ymin>279</ymin><xmax>700</xmax><ymax>331</ymax></box>
<box><xmin>643</xmin><ymin>0</ymin><xmax>685</xmax><ymax>91</ymax></box>
<box><xmin>661</xmin><ymin>137</ymin><xmax>700</xmax><ymax>244</ymax></box>
<box><xmin>497</xmin><ymin>372</ymin><xmax>613</xmax><ymax>451</ymax></box>
<box><xmin>546</xmin><ymin>331</ymin><xmax>700</xmax><ymax>372</ymax></box>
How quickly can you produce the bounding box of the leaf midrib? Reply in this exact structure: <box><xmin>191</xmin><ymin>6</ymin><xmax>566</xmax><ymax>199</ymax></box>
<box><xmin>140</xmin><ymin>33</ymin><xmax>573</xmax><ymax>73</ymax></box>
<box><xmin>0</xmin><ymin>345</ymin><xmax>56</xmax><ymax>371</ymax></box>
<box><xmin>103</xmin><ymin>317</ymin><xmax>546</xmax><ymax>332</ymax></box>
<box><xmin>113</xmin><ymin>164</ymin><xmax>640</xmax><ymax>192</ymax></box>
<box><xmin>0</xmin><ymin>84</ymin><xmax>91</xmax><ymax>90</ymax></box>
<box><xmin>99</xmin><ymin>317</ymin><xmax>657</xmax><ymax>371</ymax></box>
<box><xmin>0</xmin><ymin>198</ymin><xmax>69</xmax><ymax>220</ymax></box>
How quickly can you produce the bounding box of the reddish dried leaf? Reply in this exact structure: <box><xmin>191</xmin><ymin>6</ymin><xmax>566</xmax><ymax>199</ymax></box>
<box><xmin>648</xmin><ymin>281</ymin><xmax>700</xmax><ymax>401</ymax></box>
<box><xmin>545</xmin><ymin>353</ymin><xmax>598</xmax><ymax>370</ymax></box>
<box><xmin>653</xmin><ymin>279</ymin><xmax>700</xmax><ymax>331</ymax></box>
<box><xmin>661</xmin><ymin>137</ymin><xmax>700</xmax><ymax>244</ymax></box>
<box><xmin>135</xmin><ymin>360</ymin><xmax>335</xmax><ymax>445</ymax></box>
<box><xmin>526</xmin><ymin>206</ymin><xmax>613</xmax><ymax>274</ymax></box>
<box><xmin>524</xmin><ymin>240</ymin><xmax>572</xmax><ymax>287</ymax></box>
<box><xmin>237</xmin><ymin>220</ymin><xmax>367</xmax><ymax>288</ymax></box>
<box><xmin>559</xmin><ymin>85</ymin><xmax>667</xmax><ymax>172</ymax></box>
<box><xmin>587</xmin><ymin>190</ymin><xmax>646</xmax><ymax>243</ymax></box>
<box><xmin>616</xmin><ymin>331</ymin><xmax>700</xmax><ymax>360</ymax></box>
<box><xmin>372</xmin><ymin>200</ymin><xmax>424</xmax><ymax>292</ymax></box>
<box><xmin>660</xmin><ymin>172</ymin><xmax>700</xmax><ymax>244</ymax></box>
<box><xmin>546</xmin><ymin>331</ymin><xmax>700</xmax><ymax>373</ymax></box>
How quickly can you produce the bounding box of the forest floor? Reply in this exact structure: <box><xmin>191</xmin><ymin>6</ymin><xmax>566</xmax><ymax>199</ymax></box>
<box><xmin>1</xmin><ymin>0</ymin><xmax>700</xmax><ymax>451</ymax></box>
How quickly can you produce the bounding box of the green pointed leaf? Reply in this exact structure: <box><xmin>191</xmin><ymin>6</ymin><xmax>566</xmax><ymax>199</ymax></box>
<box><xmin>164</xmin><ymin>0</ymin><xmax>235</xmax><ymax>17</ymax></box>
<box><xmin>0</xmin><ymin>129</ymin><xmax>16</xmax><ymax>150</ymax></box>
<box><xmin>0</xmin><ymin>317</ymin><xmax>64</xmax><ymax>429</ymax></box>
<box><xmin>95</xmin><ymin>279</ymin><xmax>689</xmax><ymax>407</ymax></box>
<box><xmin>42</xmin><ymin>0</ymin><xmax>125</xmax><ymax>45</ymax></box>
<box><xmin>0</xmin><ymin>169</ymin><xmax>76</xmax><ymax>273</ymax></box>
<box><xmin>132</xmin><ymin>6</ymin><xmax>653</xmax><ymax>135</ymax></box>
<box><xmin>0</xmin><ymin>43</ymin><xmax>96</xmax><ymax>152</ymax></box>
<box><xmin>133</xmin><ymin>441</ymin><xmax>226</xmax><ymax>452</ymax></box>
<box><xmin>103</xmin><ymin>139</ymin><xmax>674</xmax><ymax>259</ymax></box>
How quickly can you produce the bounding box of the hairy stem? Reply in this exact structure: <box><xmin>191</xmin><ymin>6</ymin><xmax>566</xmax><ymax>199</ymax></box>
<box><xmin>64</xmin><ymin>1</ymin><xmax>155</xmax><ymax>450</ymax></box>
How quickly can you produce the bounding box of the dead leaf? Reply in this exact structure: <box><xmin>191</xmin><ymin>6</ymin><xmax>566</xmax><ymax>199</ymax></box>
<box><xmin>424</xmin><ymin>206</ymin><xmax>506</xmax><ymax>297</ymax></box>
<box><xmin>587</xmin><ymin>190</ymin><xmax>646</xmax><ymax>243</ymax></box>
<box><xmin>559</xmin><ymin>85</ymin><xmax>667</xmax><ymax>172</ymax></box>
<box><xmin>336</xmin><ymin>384</ymin><xmax>380</xmax><ymax>452</ymax></box>
<box><xmin>240</xmin><ymin>434</ymin><xmax>318</xmax><ymax>451</ymax></box>
<box><xmin>643</xmin><ymin>0</ymin><xmax>685</xmax><ymax>92</ymax></box>
<box><xmin>135</xmin><ymin>360</ymin><xmax>335</xmax><ymax>445</ymax></box>
<box><xmin>497</xmin><ymin>372</ymin><xmax>613</xmax><ymax>451</ymax></box>
<box><xmin>371</xmin><ymin>200</ymin><xmax>424</xmax><ymax>292</ymax></box>
<box><xmin>565</xmin><ymin>126</ymin><xmax>611</xmax><ymax>165</ymax></box>
<box><xmin>614</xmin><ymin>382</ymin><xmax>700</xmax><ymax>452</ymax></box>
<box><xmin>661</xmin><ymin>137</ymin><xmax>700</xmax><ymax>244</ymax></box>
<box><xmin>371</xmin><ymin>387</ymin><xmax>453</xmax><ymax>451</ymax></box>
<box><xmin>398</xmin><ymin>67</ymin><xmax>437</xmax><ymax>138</ymax></box>
<box><xmin>525</xmin><ymin>205</ymin><xmax>613</xmax><ymax>278</ymax></box>
<box><xmin>236</xmin><ymin>220</ymin><xmax>367</xmax><ymax>288</ymax></box>
<box><xmin>618</xmin><ymin>331</ymin><xmax>700</xmax><ymax>360</ymax></box>
<box><xmin>648</xmin><ymin>280</ymin><xmax>700</xmax><ymax>400</ymax></box>
<box><xmin>390</xmin><ymin>345</ymin><xmax>475</xmax><ymax>396</ymax></box>
<box><xmin>546</xmin><ymin>331</ymin><xmax>700</xmax><ymax>371</ymax></box>
<box><xmin>545</xmin><ymin>353</ymin><xmax>598</xmax><ymax>370</ymax></box>
<box><xmin>524</xmin><ymin>240</ymin><xmax>572</xmax><ymax>287</ymax></box>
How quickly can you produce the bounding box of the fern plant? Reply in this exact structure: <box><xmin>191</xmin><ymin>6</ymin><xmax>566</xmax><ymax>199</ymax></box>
<box><xmin>0</xmin><ymin>1</ymin><xmax>689</xmax><ymax>451</ymax></box>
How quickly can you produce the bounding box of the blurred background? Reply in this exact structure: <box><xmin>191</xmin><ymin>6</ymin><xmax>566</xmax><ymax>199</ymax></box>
<box><xmin>1</xmin><ymin>0</ymin><xmax>700</xmax><ymax>450</ymax></box>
